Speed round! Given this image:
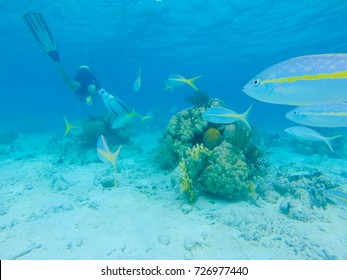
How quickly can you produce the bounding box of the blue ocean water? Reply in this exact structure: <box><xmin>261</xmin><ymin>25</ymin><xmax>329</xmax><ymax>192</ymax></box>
<box><xmin>1</xmin><ymin>0</ymin><xmax>347</xmax><ymax>131</ymax></box>
<box><xmin>1</xmin><ymin>0</ymin><xmax>347</xmax><ymax>261</ymax></box>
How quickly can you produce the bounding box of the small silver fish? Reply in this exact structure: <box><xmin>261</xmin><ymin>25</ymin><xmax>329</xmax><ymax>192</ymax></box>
<box><xmin>284</xmin><ymin>126</ymin><xmax>341</xmax><ymax>152</ymax></box>
<box><xmin>133</xmin><ymin>67</ymin><xmax>141</xmax><ymax>91</ymax></box>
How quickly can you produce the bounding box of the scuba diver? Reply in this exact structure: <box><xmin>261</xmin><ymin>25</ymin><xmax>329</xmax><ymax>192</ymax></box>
<box><xmin>23</xmin><ymin>12</ymin><xmax>130</xmax><ymax>117</ymax></box>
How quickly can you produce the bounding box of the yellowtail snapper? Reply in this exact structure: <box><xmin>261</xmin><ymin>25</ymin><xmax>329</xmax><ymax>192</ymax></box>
<box><xmin>284</xmin><ymin>126</ymin><xmax>341</xmax><ymax>152</ymax></box>
<box><xmin>243</xmin><ymin>54</ymin><xmax>347</xmax><ymax>105</ymax></box>
<box><xmin>202</xmin><ymin>105</ymin><xmax>253</xmax><ymax>130</ymax></box>
<box><xmin>167</xmin><ymin>74</ymin><xmax>202</xmax><ymax>91</ymax></box>
<box><xmin>286</xmin><ymin>103</ymin><xmax>347</xmax><ymax>127</ymax></box>
<box><xmin>326</xmin><ymin>189</ymin><xmax>347</xmax><ymax>208</ymax></box>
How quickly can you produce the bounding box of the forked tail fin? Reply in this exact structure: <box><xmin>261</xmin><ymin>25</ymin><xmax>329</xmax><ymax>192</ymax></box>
<box><xmin>97</xmin><ymin>135</ymin><xmax>122</xmax><ymax>168</ymax></box>
<box><xmin>324</xmin><ymin>135</ymin><xmax>342</xmax><ymax>152</ymax></box>
<box><xmin>186</xmin><ymin>75</ymin><xmax>202</xmax><ymax>91</ymax></box>
<box><xmin>63</xmin><ymin>116</ymin><xmax>77</xmax><ymax>136</ymax></box>
<box><xmin>239</xmin><ymin>104</ymin><xmax>253</xmax><ymax>130</ymax></box>
<box><xmin>97</xmin><ymin>135</ymin><xmax>122</xmax><ymax>187</ymax></box>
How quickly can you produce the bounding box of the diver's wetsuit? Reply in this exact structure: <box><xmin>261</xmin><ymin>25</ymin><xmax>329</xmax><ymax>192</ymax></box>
<box><xmin>73</xmin><ymin>67</ymin><xmax>101</xmax><ymax>102</ymax></box>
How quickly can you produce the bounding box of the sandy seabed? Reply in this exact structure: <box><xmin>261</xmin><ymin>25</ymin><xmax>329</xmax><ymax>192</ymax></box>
<box><xmin>1</xmin><ymin>132</ymin><xmax>346</xmax><ymax>260</ymax></box>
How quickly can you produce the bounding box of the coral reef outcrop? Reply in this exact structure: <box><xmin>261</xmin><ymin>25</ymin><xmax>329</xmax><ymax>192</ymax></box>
<box><xmin>157</xmin><ymin>99</ymin><xmax>268</xmax><ymax>202</ymax></box>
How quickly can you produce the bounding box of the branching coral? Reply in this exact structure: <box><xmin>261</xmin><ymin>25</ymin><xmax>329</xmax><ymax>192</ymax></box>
<box><xmin>179</xmin><ymin>144</ymin><xmax>210</xmax><ymax>203</ymax></box>
<box><xmin>179</xmin><ymin>159</ymin><xmax>195</xmax><ymax>203</ymax></box>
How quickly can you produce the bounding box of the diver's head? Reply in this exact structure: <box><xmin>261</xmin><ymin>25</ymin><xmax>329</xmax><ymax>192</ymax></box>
<box><xmin>78</xmin><ymin>65</ymin><xmax>91</xmax><ymax>76</ymax></box>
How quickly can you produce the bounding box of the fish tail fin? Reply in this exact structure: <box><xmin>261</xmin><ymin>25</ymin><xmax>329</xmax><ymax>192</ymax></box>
<box><xmin>186</xmin><ymin>75</ymin><xmax>202</xmax><ymax>91</ymax></box>
<box><xmin>97</xmin><ymin>135</ymin><xmax>122</xmax><ymax>188</ymax></box>
<box><xmin>164</xmin><ymin>82</ymin><xmax>173</xmax><ymax>92</ymax></box>
<box><xmin>111</xmin><ymin>145</ymin><xmax>122</xmax><ymax>166</ymax></box>
<box><xmin>327</xmin><ymin>135</ymin><xmax>343</xmax><ymax>141</ymax></box>
<box><xmin>97</xmin><ymin>135</ymin><xmax>122</xmax><ymax>168</ymax></box>
<box><xmin>132</xmin><ymin>108</ymin><xmax>143</xmax><ymax>119</ymax></box>
<box><xmin>239</xmin><ymin>104</ymin><xmax>253</xmax><ymax>130</ymax></box>
<box><xmin>324</xmin><ymin>140</ymin><xmax>334</xmax><ymax>152</ymax></box>
<box><xmin>325</xmin><ymin>135</ymin><xmax>342</xmax><ymax>152</ymax></box>
<box><xmin>140</xmin><ymin>115</ymin><xmax>153</xmax><ymax>122</ymax></box>
<box><xmin>63</xmin><ymin>116</ymin><xmax>77</xmax><ymax>136</ymax></box>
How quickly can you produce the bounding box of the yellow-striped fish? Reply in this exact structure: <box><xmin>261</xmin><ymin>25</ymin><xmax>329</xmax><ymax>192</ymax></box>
<box><xmin>202</xmin><ymin>105</ymin><xmax>253</xmax><ymax>130</ymax></box>
<box><xmin>243</xmin><ymin>54</ymin><xmax>347</xmax><ymax>105</ymax></box>
<box><xmin>286</xmin><ymin>103</ymin><xmax>347</xmax><ymax>127</ymax></box>
<box><xmin>167</xmin><ymin>74</ymin><xmax>202</xmax><ymax>91</ymax></box>
<box><xmin>326</xmin><ymin>189</ymin><xmax>347</xmax><ymax>208</ymax></box>
<box><xmin>284</xmin><ymin>126</ymin><xmax>341</xmax><ymax>152</ymax></box>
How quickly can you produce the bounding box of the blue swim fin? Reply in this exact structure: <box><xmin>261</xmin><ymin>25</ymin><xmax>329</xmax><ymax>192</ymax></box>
<box><xmin>98</xmin><ymin>88</ymin><xmax>130</xmax><ymax>117</ymax></box>
<box><xmin>23</xmin><ymin>12</ymin><xmax>59</xmax><ymax>62</ymax></box>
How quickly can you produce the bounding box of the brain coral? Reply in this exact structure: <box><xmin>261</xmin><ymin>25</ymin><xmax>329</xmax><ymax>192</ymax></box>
<box><xmin>203</xmin><ymin>127</ymin><xmax>221</xmax><ymax>149</ymax></box>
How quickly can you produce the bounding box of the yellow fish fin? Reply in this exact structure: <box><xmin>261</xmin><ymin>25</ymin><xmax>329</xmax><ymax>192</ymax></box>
<box><xmin>186</xmin><ymin>75</ymin><xmax>202</xmax><ymax>91</ymax></box>
<box><xmin>97</xmin><ymin>135</ymin><xmax>122</xmax><ymax>165</ymax></box>
<box><xmin>239</xmin><ymin>104</ymin><xmax>253</xmax><ymax>130</ymax></box>
<box><xmin>63</xmin><ymin>116</ymin><xmax>78</xmax><ymax>137</ymax></box>
<box><xmin>97</xmin><ymin>145</ymin><xmax>122</xmax><ymax>168</ymax></box>
<box><xmin>97</xmin><ymin>135</ymin><xmax>122</xmax><ymax>188</ymax></box>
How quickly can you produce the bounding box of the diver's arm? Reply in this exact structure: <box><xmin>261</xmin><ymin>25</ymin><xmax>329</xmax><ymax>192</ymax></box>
<box><xmin>55</xmin><ymin>62</ymin><xmax>81</xmax><ymax>92</ymax></box>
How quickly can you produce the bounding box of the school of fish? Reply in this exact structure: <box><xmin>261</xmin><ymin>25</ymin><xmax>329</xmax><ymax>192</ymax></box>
<box><xmin>243</xmin><ymin>53</ymin><xmax>347</xmax><ymax>152</ymax></box>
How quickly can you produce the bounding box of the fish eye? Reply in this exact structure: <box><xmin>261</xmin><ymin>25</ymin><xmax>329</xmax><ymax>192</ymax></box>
<box><xmin>293</xmin><ymin>111</ymin><xmax>298</xmax><ymax>114</ymax></box>
<box><xmin>253</xmin><ymin>78</ymin><xmax>260</xmax><ymax>86</ymax></box>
